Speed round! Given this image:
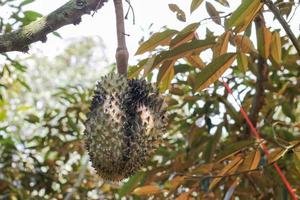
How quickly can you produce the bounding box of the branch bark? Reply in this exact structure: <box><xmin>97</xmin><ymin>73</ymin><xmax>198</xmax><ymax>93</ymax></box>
<box><xmin>0</xmin><ymin>0</ymin><xmax>109</xmax><ymax>53</ymax></box>
<box><xmin>244</xmin><ymin>14</ymin><xmax>269</xmax><ymax>136</ymax></box>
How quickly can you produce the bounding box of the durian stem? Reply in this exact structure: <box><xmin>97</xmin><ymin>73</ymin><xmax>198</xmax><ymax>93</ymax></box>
<box><xmin>114</xmin><ymin>0</ymin><xmax>129</xmax><ymax>75</ymax></box>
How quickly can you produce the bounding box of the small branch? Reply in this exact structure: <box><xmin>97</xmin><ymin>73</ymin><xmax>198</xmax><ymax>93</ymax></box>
<box><xmin>264</xmin><ymin>0</ymin><xmax>300</xmax><ymax>56</ymax></box>
<box><xmin>114</xmin><ymin>0</ymin><xmax>129</xmax><ymax>75</ymax></box>
<box><xmin>0</xmin><ymin>0</ymin><xmax>109</xmax><ymax>53</ymax></box>
<box><xmin>175</xmin><ymin>164</ymin><xmax>272</xmax><ymax>181</ymax></box>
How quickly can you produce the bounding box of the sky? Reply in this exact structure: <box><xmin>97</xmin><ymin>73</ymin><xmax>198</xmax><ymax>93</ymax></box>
<box><xmin>24</xmin><ymin>0</ymin><xmax>300</xmax><ymax>64</ymax></box>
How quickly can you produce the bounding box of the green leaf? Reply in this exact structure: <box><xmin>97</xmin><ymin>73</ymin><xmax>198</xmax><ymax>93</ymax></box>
<box><xmin>22</xmin><ymin>11</ymin><xmax>42</xmax><ymax>25</ymax></box>
<box><xmin>190</xmin><ymin>0</ymin><xmax>204</xmax><ymax>13</ymax></box>
<box><xmin>194</xmin><ymin>53</ymin><xmax>236</xmax><ymax>92</ymax></box>
<box><xmin>282</xmin><ymin>102</ymin><xmax>296</xmax><ymax>122</ymax></box>
<box><xmin>119</xmin><ymin>172</ymin><xmax>145</xmax><ymax>197</ymax></box>
<box><xmin>26</xmin><ymin>114</ymin><xmax>40</xmax><ymax>124</ymax></box>
<box><xmin>153</xmin><ymin>39</ymin><xmax>215</xmax><ymax>67</ymax></box>
<box><xmin>237</xmin><ymin>53</ymin><xmax>248</xmax><ymax>73</ymax></box>
<box><xmin>216</xmin><ymin>140</ymin><xmax>255</xmax><ymax>162</ymax></box>
<box><xmin>169</xmin><ymin>4</ymin><xmax>186</xmax><ymax>22</ymax></box>
<box><xmin>52</xmin><ymin>32</ymin><xmax>62</xmax><ymax>38</ymax></box>
<box><xmin>20</xmin><ymin>0</ymin><xmax>35</xmax><ymax>6</ymax></box>
<box><xmin>0</xmin><ymin>109</ymin><xmax>7</xmax><ymax>121</ymax></box>
<box><xmin>227</xmin><ymin>0</ymin><xmax>262</xmax><ymax>32</ymax></box>
<box><xmin>135</xmin><ymin>29</ymin><xmax>178</xmax><ymax>55</ymax></box>
<box><xmin>17</xmin><ymin>78</ymin><xmax>31</xmax><ymax>91</ymax></box>
<box><xmin>13</xmin><ymin>62</ymin><xmax>27</xmax><ymax>72</ymax></box>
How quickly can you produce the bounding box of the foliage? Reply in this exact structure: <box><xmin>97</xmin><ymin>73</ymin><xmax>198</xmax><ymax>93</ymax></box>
<box><xmin>0</xmin><ymin>0</ymin><xmax>300</xmax><ymax>199</ymax></box>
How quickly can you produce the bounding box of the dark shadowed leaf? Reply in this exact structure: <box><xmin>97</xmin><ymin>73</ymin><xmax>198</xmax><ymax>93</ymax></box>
<box><xmin>169</xmin><ymin>4</ymin><xmax>186</xmax><ymax>22</ymax></box>
<box><xmin>206</xmin><ymin>2</ymin><xmax>221</xmax><ymax>25</ymax></box>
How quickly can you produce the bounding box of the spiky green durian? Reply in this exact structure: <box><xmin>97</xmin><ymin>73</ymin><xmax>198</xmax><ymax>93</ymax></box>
<box><xmin>84</xmin><ymin>73</ymin><xmax>166</xmax><ymax>181</ymax></box>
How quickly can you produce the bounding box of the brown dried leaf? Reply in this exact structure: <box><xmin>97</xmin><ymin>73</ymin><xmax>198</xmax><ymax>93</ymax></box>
<box><xmin>209</xmin><ymin>156</ymin><xmax>244</xmax><ymax>190</ymax></box>
<box><xmin>132</xmin><ymin>184</ymin><xmax>161</xmax><ymax>196</ymax></box>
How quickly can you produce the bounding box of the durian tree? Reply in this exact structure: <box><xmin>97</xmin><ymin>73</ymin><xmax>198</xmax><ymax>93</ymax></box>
<box><xmin>0</xmin><ymin>0</ymin><xmax>300</xmax><ymax>199</ymax></box>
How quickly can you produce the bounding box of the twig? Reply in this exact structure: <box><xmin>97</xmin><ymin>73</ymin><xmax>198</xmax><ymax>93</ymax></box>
<box><xmin>199</xmin><ymin>13</ymin><xmax>232</xmax><ymax>26</ymax></box>
<box><xmin>0</xmin><ymin>0</ymin><xmax>109</xmax><ymax>53</ymax></box>
<box><xmin>64</xmin><ymin>154</ymin><xmax>89</xmax><ymax>200</ymax></box>
<box><xmin>287</xmin><ymin>3</ymin><xmax>300</xmax><ymax>23</ymax></box>
<box><xmin>125</xmin><ymin>0</ymin><xmax>135</xmax><ymax>25</ymax></box>
<box><xmin>175</xmin><ymin>165</ymin><xmax>270</xmax><ymax>181</ymax></box>
<box><xmin>92</xmin><ymin>0</ymin><xmax>108</xmax><ymax>16</ymax></box>
<box><xmin>114</xmin><ymin>0</ymin><xmax>129</xmax><ymax>75</ymax></box>
<box><xmin>264</xmin><ymin>0</ymin><xmax>300</xmax><ymax>56</ymax></box>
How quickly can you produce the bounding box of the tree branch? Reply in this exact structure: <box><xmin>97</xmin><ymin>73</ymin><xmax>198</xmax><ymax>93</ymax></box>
<box><xmin>0</xmin><ymin>0</ymin><xmax>109</xmax><ymax>53</ymax></box>
<box><xmin>264</xmin><ymin>0</ymin><xmax>300</xmax><ymax>56</ymax></box>
<box><xmin>244</xmin><ymin>14</ymin><xmax>269</xmax><ymax>136</ymax></box>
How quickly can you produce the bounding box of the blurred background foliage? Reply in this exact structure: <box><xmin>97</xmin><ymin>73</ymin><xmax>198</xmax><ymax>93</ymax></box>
<box><xmin>0</xmin><ymin>0</ymin><xmax>300</xmax><ymax>199</ymax></box>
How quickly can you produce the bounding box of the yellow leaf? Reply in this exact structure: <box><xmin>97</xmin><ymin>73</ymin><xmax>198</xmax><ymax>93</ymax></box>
<box><xmin>213</xmin><ymin>31</ymin><xmax>231</xmax><ymax>57</ymax></box>
<box><xmin>237</xmin><ymin>2</ymin><xmax>262</xmax><ymax>33</ymax></box>
<box><xmin>169</xmin><ymin>85</ymin><xmax>185</xmax><ymax>96</ymax></box>
<box><xmin>263</xmin><ymin>27</ymin><xmax>272</xmax><ymax>58</ymax></box>
<box><xmin>153</xmin><ymin>39</ymin><xmax>215</xmax><ymax>67</ymax></box>
<box><xmin>165</xmin><ymin>176</ymin><xmax>186</xmax><ymax>195</ymax></box>
<box><xmin>194</xmin><ymin>53</ymin><xmax>236</xmax><ymax>92</ymax></box>
<box><xmin>257</xmin><ymin>26</ymin><xmax>272</xmax><ymax>58</ymax></box>
<box><xmin>157</xmin><ymin>60</ymin><xmax>175</xmax><ymax>92</ymax></box>
<box><xmin>268</xmin><ymin>148</ymin><xmax>287</xmax><ymax>164</ymax></box>
<box><xmin>176</xmin><ymin>191</ymin><xmax>192</xmax><ymax>200</ymax></box>
<box><xmin>132</xmin><ymin>184</ymin><xmax>161</xmax><ymax>196</ymax></box>
<box><xmin>170</xmin><ymin>23</ymin><xmax>200</xmax><ymax>49</ymax></box>
<box><xmin>209</xmin><ymin>156</ymin><xmax>244</xmax><ymax>190</ymax></box>
<box><xmin>239</xmin><ymin>149</ymin><xmax>261</xmax><ymax>172</ymax></box>
<box><xmin>234</xmin><ymin>35</ymin><xmax>256</xmax><ymax>54</ymax></box>
<box><xmin>192</xmin><ymin>163</ymin><xmax>214</xmax><ymax>174</ymax></box>
<box><xmin>295</xmin><ymin>151</ymin><xmax>300</xmax><ymax>161</ymax></box>
<box><xmin>293</xmin><ymin>142</ymin><xmax>300</xmax><ymax>160</ymax></box>
<box><xmin>185</xmin><ymin>55</ymin><xmax>205</xmax><ymax>68</ymax></box>
<box><xmin>135</xmin><ymin>29</ymin><xmax>178</xmax><ymax>55</ymax></box>
<box><xmin>271</xmin><ymin>31</ymin><xmax>282</xmax><ymax>64</ymax></box>
<box><xmin>183</xmin><ymin>95</ymin><xmax>200</xmax><ymax>102</ymax></box>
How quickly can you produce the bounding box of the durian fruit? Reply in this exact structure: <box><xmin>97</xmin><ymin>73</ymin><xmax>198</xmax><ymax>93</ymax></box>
<box><xmin>84</xmin><ymin>73</ymin><xmax>166</xmax><ymax>181</ymax></box>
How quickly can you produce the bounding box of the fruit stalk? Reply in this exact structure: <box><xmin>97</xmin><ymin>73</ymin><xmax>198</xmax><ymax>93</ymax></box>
<box><xmin>114</xmin><ymin>0</ymin><xmax>129</xmax><ymax>75</ymax></box>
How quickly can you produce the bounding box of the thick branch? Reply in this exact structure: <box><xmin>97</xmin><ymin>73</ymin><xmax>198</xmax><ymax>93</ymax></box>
<box><xmin>0</xmin><ymin>0</ymin><xmax>109</xmax><ymax>53</ymax></box>
<box><xmin>264</xmin><ymin>0</ymin><xmax>300</xmax><ymax>56</ymax></box>
<box><xmin>114</xmin><ymin>0</ymin><xmax>129</xmax><ymax>75</ymax></box>
<box><xmin>244</xmin><ymin>14</ymin><xmax>269</xmax><ymax>136</ymax></box>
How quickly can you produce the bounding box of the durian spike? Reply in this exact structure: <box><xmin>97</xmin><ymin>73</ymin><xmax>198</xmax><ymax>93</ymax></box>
<box><xmin>114</xmin><ymin>0</ymin><xmax>129</xmax><ymax>75</ymax></box>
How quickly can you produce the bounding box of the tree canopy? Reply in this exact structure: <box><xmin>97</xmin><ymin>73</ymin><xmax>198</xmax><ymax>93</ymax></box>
<box><xmin>0</xmin><ymin>0</ymin><xmax>300</xmax><ymax>199</ymax></box>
